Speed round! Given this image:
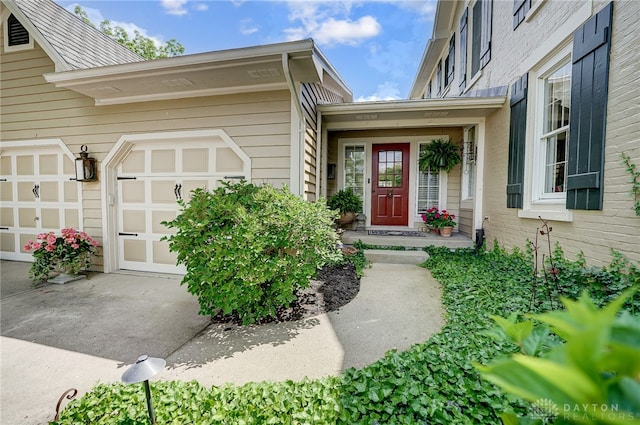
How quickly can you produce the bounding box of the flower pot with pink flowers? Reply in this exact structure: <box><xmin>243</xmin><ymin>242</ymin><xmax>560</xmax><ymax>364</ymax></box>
<box><xmin>421</xmin><ymin>207</ymin><xmax>456</xmax><ymax>237</ymax></box>
<box><xmin>24</xmin><ymin>228</ymin><xmax>99</xmax><ymax>284</ymax></box>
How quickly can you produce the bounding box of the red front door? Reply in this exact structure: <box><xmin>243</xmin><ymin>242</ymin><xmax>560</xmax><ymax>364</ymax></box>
<box><xmin>371</xmin><ymin>143</ymin><xmax>410</xmax><ymax>226</ymax></box>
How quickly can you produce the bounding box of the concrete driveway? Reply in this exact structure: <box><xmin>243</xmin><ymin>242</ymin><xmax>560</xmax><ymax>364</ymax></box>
<box><xmin>0</xmin><ymin>260</ymin><xmax>445</xmax><ymax>425</ymax></box>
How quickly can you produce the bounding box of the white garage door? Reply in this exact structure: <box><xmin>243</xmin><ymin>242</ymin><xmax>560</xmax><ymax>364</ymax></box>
<box><xmin>116</xmin><ymin>141</ymin><xmax>246</xmax><ymax>274</ymax></box>
<box><xmin>0</xmin><ymin>147</ymin><xmax>82</xmax><ymax>261</ymax></box>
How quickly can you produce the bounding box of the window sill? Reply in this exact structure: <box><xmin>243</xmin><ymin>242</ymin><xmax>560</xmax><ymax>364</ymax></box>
<box><xmin>518</xmin><ymin>209</ymin><xmax>573</xmax><ymax>222</ymax></box>
<box><xmin>526</xmin><ymin>0</ymin><xmax>547</xmax><ymax>23</ymax></box>
<box><xmin>463</xmin><ymin>71</ymin><xmax>482</xmax><ymax>94</ymax></box>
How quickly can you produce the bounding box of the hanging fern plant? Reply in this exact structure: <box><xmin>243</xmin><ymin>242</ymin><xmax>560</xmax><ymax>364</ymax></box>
<box><xmin>418</xmin><ymin>138</ymin><xmax>462</xmax><ymax>173</ymax></box>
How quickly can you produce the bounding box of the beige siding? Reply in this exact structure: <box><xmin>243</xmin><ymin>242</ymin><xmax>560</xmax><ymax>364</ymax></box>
<box><xmin>458</xmin><ymin>208</ymin><xmax>473</xmax><ymax>236</ymax></box>
<box><xmin>300</xmin><ymin>83</ymin><xmax>344</xmax><ymax>201</ymax></box>
<box><xmin>1</xmin><ymin>42</ymin><xmax>293</xmax><ymax>268</ymax></box>
<box><xmin>477</xmin><ymin>1</ymin><xmax>640</xmax><ymax>266</ymax></box>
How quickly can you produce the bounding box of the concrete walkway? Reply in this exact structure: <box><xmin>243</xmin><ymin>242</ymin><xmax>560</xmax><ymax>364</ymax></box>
<box><xmin>0</xmin><ymin>260</ymin><xmax>444</xmax><ymax>425</ymax></box>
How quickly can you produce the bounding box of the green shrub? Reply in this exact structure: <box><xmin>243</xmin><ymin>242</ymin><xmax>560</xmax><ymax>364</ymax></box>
<box><xmin>162</xmin><ymin>181</ymin><xmax>342</xmax><ymax>324</ymax></box>
<box><xmin>327</xmin><ymin>188</ymin><xmax>362</xmax><ymax>214</ymax></box>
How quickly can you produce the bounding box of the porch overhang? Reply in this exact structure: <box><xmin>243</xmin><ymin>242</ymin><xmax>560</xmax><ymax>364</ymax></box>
<box><xmin>318</xmin><ymin>95</ymin><xmax>506</xmax><ymax>131</ymax></box>
<box><xmin>43</xmin><ymin>39</ymin><xmax>352</xmax><ymax>106</ymax></box>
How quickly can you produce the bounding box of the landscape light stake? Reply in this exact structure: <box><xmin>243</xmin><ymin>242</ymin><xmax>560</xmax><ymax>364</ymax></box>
<box><xmin>121</xmin><ymin>355</ymin><xmax>166</xmax><ymax>424</ymax></box>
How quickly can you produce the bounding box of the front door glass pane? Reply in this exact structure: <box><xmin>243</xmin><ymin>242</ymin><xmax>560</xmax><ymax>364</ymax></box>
<box><xmin>378</xmin><ymin>150</ymin><xmax>402</xmax><ymax>188</ymax></box>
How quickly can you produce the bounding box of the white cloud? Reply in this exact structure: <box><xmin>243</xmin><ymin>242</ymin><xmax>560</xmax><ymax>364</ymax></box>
<box><xmin>161</xmin><ymin>0</ymin><xmax>188</xmax><ymax>16</ymax></box>
<box><xmin>240</xmin><ymin>18</ymin><xmax>259</xmax><ymax>35</ymax></box>
<box><xmin>355</xmin><ymin>81</ymin><xmax>401</xmax><ymax>102</ymax></box>
<box><xmin>284</xmin><ymin>2</ymin><xmax>381</xmax><ymax>46</ymax></box>
<box><xmin>383</xmin><ymin>0</ymin><xmax>437</xmax><ymax>20</ymax></box>
<box><xmin>194</xmin><ymin>3</ymin><xmax>209</xmax><ymax>12</ymax></box>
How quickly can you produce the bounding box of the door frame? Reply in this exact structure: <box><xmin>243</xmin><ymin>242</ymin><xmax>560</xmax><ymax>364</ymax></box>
<box><xmin>337</xmin><ymin>136</ymin><xmax>449</xmax><ymax>229</ymax></box>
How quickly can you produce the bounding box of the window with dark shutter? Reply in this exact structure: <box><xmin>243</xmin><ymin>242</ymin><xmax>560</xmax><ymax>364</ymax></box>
<box><xmin>480</xmin><ymin>0</ymin><xmax>492</xmax><ymax>69</ymax></box>
<box><xmin>513</xmin><ymin>0</ymin><xmax>531</xmax><ymax>30</ymax></box>
<box><xmin>7</xmin><ymin>14</ymin><xmax>29</xmax><ymax>46</ymax></box>
<box><xmin>506</xmin><ymin>74</ymin><xmax>528</xmax><ymax>208</ymax></box>
<box><xmin>471</xmin><ymin>1</ymin><xmax>482</xmax><ymax>76</ymax></box>
<box><xmin>459</xmin><ymin>9</ymin><xmax>468</xmax><ymax>91</ymax></box>
<box><xmin>436</xmin><ymin>60</ymin><xmax>442</xmax><ymax>96</ymax></box>
<box><xmin>445</xmin><ymin>36</ymin><xmax>455</xmax><ymax>88</ymax></box>
<box><xmin>566</xmin><ymin>2</ymin><xmax>613</xmax><ymax>211</ymax></box>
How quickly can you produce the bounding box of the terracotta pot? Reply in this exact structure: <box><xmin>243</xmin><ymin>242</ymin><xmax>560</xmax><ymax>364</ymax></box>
<box><xmin>439</xmin><ymin>226</ymin><xmax>453</xmax><ymax>238</ymax></box>
<box><xmin>337</xmin><ymin>212</ymin><xmax>356</xmax><ymax>225</ymax></box>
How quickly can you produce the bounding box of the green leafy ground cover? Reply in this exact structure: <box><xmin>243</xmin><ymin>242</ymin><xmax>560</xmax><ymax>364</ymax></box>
<box><xmin>53</xmin><ymin>245</ymin><xmax>638</xmax><ymax>425</ymax></box>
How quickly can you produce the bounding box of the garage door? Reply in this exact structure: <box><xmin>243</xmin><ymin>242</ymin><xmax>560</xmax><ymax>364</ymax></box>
<box><xmin>116</xmin><ymin>141</ymin><xmax>246</xmax><ymax>274</ymax></box>
<box><xmin>0</xmin><ymin>147</ymin><xmax>82</xmax><ymax>261</ymax></box>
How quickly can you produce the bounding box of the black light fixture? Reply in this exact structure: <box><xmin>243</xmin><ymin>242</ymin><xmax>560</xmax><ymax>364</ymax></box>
<box><xmin>121</xmin><ymin>354</ymin><xmax>166</xmax><ymax>424</ymax></box>
<box><xmin>75</xmin><ymin>145</ymin><xmax>97</xmax><ymax>182</ymax></box>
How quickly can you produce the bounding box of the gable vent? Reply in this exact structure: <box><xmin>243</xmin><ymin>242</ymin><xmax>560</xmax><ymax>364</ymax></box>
<box><xmin>8</xmin><ymin>14</ymin><xmax>29</xmax><ymax>46</ymax></box>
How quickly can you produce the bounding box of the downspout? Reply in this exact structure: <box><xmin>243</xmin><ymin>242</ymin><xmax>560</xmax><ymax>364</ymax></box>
<box><xmin>315</xmin><ymin>108</ymin><xmax>323</xmax><ymax>201</ymax></box>
<box><xmin>282</xmin><ymin>53</ymin><xmax>305</xmax><ymax>197</ymax></box>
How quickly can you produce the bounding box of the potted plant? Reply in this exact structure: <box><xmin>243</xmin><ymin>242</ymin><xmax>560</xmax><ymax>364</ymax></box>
<box><xmin>421</xmin><ymin>206</ymin><xmax>441</xmax><ymax>233</ymax></box>
<box><xmin>432</xmin><ymin>209</ymin><xmax>456</xmax><ymax>237</ymax></box>
<box><xmin>418</xmin><ymin>138</ymin><xmax>462</xmax><ymax>173</ymax></box>
<box><xmin>327</xmin><ymin>188</ymin><xmax>362</xmax><ymax>225</ymax></box>
<box><xmin>24</xmin><ymin>228</ymin><xmax>99</xmax><ymax>284</ymax></box>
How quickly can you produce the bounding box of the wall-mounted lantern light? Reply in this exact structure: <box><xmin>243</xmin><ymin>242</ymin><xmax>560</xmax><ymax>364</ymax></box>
<box><xmin>121</xmin><ymin>354</ymin><xmax>166</xmax><ymax>424</ymax></box>
<box><xmin>75</xmin><ymin>145</ymin><xmax>97</xmax><ymax>182</ymax></box>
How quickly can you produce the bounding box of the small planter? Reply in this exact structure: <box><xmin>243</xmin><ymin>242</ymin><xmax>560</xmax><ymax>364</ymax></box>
<box><xmin>337</xmin><ymin>212</ymin><xmax>356</xmax><ymax>225</ymax></box>
<box><xmin>439</xmin><ymin>226</ymin><xmax>453</xmax><ymax>238</ymax></box>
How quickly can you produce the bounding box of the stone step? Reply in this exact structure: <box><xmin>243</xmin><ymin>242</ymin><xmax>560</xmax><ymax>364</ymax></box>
<box><xmin>363</xmin><ymin>249</ymin><xmax>429</xmax><ymax>265</ymax></box>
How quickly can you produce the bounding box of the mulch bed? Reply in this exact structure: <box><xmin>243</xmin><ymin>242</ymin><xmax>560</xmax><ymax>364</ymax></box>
<box><xmin>210</xmin><ymin>262</ymin><xmax>361</xmax><ymax>325</ymax></box>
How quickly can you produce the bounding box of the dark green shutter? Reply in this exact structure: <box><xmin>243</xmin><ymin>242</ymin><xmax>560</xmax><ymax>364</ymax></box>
<box><xmin>566</xmin><ymin>2</ymin><xmax>613</xmax><ymax>210</ymax></box>
<box><xmin>459</xmin><ymin>9</ymin><xmax>468</xmax><ymax>91</ymax></box>
<box><xmin>513</xmin><ymin>0</ymin><xmax>531</xmax><ymax>30</ymax></box>
<box><xmin>506</xmin><ymin>74</ymin><xmax>528</xmax><ymax>208</ymax></box>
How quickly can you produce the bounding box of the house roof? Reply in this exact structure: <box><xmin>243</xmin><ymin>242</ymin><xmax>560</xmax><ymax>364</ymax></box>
<box><xmin>4</xmin><ymin>0</ymin><xmax>144</xmax><ymax>71</ymax></box>
<box><xmin>408</xmin><ymin>0</ymin><xmax>456</xmax><ymax>99</ymax></box>
<box><xmin>43</xmin><ymin>39</ymin><xmax>352</xmax><ymax>105</ymax></box>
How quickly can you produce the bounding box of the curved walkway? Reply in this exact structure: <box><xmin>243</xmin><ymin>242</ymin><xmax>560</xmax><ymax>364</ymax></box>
<box><xmin>0</xmin><ymin>261</ymin><xmax>444</xmax><ymax>425</ymax></box>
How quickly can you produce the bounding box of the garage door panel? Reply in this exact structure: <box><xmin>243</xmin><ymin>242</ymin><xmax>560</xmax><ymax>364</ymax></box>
<box><xmin>121</xmin><ymin>180</ymin><xmax>145</xmax><ymax>203</ymax></box>
<box><xmin>122</xmin><ymin>210</ymin><xmax>146</xmax><ymax>233</ymax></box>
<box><xmin>216</xmin><ymin>148</ymin><xmax>244</xmax><ymax>172</ymax></box>
<box><xmin>1</xmin><ymin>208</ymin><xmax>14</xmax><ymax>226</ymax></box>
<box><xmin>18</xmin><ymin>182</ymin><xmax>35</xmax><ymax>201</ymax></box>
<box><xmin>64</xmin><ymin>181</ymin><xmax>78</xmax><ymax>202</ymax></box>
<box><xmin>16</xmin><ymin>156</ymin><xmax>34</xmax><ymax>175</ymax></box>
<box><xmin>152</xmin><ymin>241</ymin><xmax>177</xmax><ymax>265</ymax></box>
<box><xmin>0</xmin><ymin>156</ymin><xmax>11</xmax><ymax>175</ymax></box>
<box><xmin>151</xmin><ymin>180</ymin><xmax>178</xmax><ymax>204</ymax></box>
<box><xmin>41</xmin><ymin>208</ymin><xmax>60</xmax><ymax>229</ymax></box>
<box><xmin>39</xmin><ymin>182</ymin><xmax>59</xmax><ymax>202</ymax></box>
<box><xmin>65</xmin><ymin>209</ymin><xmax>79</xmax><ymax>229</ymax></box>
<box><xmin>182</xmin><ymin>180</ymin><xmax>209</xmax><ymax>201</ymax></box>
<box><xmin>39</xmin><ymin>155</ymin><xmax>58</xmax><ymax>175</ymax></box>
<box><xmin>151</xmin><ymin>150</ymin><xmax>176</xmax><ymax>173</ymax></box>
<box><xmin>18</xmin><ymin>208</ymin><xmax>36</xmax><ymax>227</ymax></box>
<box><xmin>1</xmin><ymin>233</ymin><xmax>15</xmax><ymax>252</ymax></box>
<box><xmin>63</xmin><ymin>157</ymin><xmax>75</xmax><ymax>174</ymax></box>
<box><xmin>183</xmin><ymin>148</ymin><xmax>208</xmax><ymax>173</ymax></box>
<box><xmin>19</xmin><ymin>233</ymin><xmax>36</xmax><ymax>253</ymax></box>
<box><xmin>123</xmin><ymin>239</ymin><xmax>146</xmax><ymax>262</ymax></box>
<box><xmin>122</xmin><ymin>150</ymin><xmax>145</xmax><ymax>174</ymax></box>
<box><xmin>0</xmin><ymin>182</ymin><xmax>12</xmax><ymax>201</ymax></box>
<box><xmin>152</xmin><ymin>211</ymin><xmax>176</xmax><ymax>234</ymax></box>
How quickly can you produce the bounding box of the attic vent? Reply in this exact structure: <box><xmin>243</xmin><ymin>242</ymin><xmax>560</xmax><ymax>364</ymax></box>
<box><xmin>7</xmin><ymin>14</ymin><xmax>29</xmax><ymax>46</ymax></box>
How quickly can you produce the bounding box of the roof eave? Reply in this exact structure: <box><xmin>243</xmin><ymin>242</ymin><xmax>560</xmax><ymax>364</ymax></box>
<box><xmin>318</xmin><ymin>96</ymin><xmax>506</xmax><ymax>115</ymax></box>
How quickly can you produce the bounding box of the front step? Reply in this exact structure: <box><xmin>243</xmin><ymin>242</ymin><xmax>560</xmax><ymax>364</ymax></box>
<box><xmin>364</xmin><ymin>249</ymin><xmax>429</xmax><ymax>265</ymax></box>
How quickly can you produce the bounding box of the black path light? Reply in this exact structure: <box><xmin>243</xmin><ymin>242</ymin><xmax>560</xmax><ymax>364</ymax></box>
<box><xmin>75</xmin><ymin>144</ymin><xmax>98</xmax><ymax>182</ymax></box>
<box><xmin>121</xmin><ymin>355</ymin><xmax>166</xmax><ymax>424</ymax></box>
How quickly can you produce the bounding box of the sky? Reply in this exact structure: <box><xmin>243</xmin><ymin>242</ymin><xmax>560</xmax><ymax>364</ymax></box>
<box><xmin>55</xmin><ymin>0</ymin><xmax>437</xmax><ymax>102</ymax></box>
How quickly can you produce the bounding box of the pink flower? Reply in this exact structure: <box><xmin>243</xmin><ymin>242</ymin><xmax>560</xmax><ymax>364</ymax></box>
<box><xmin>33</xmin><ymin>242</ymin><xmax>42</xmax><ymax>250</ymax></box>
<box><xmin>71</xmin><ymin>243</ymin><xmax>80</xmax><ymax>249</ymax></box>
<box><xmin>45</xmin><ymin>244</ymin><xmax>55</xmax><ymax>252</ymax></box>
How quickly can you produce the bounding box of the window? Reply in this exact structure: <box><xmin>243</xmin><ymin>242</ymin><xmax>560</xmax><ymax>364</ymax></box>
<box><xmin>462</xmin><ymin>126</ymin><xmax>476</xmax><ymax>201</ymax></box>
<box><xmin>538</xmin><ymin>61</ymin><xmax>571</xmax><ymax>198</ymax></box>
<box><xmin>507</xmin><ymin>2</ymin><xmax>613</xmax><ymax>215</ymax></box>
<box><xmin>458</xmin><ymin>9</ymin><xmax>468</xmax><ymax>91</ymax></box>
<box><xmin>426</xmin><ymin>81</ymin><xmax>432</xmax><ymax>99</ymax></box>
<box><xmin>417</xmin><ymin>144</ymin><xmax>440</xmax><ymax>213</ymax></box>
<box><xmin>444</xmin><ymin>36</ymin><xmax>455</xmax><ymax>89</ymax></box>
<box><xmin>471</xmin><ymin>0</ymin><xmax>492</xmax><ymax>77</ymax></box>
<box><xmin>343</xmin><ymin>145</ymin><xmax>365</xmax><ymax>211</ymax></box>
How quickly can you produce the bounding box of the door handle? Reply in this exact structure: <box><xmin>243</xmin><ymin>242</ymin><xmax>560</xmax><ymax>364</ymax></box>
<box><xmin>387</xmin><ymin>190</ymin><xmax>393</xmax><ymax>198</ymax></box>
<box><xmin>32</xmin><ymin>184</ymin><xmax>40</xmax><ymax>198</ymax></box>
<box><xmin>174</xmin><ymin>183</ymin><xmax>182</xmax><ymax>200</ymax></box>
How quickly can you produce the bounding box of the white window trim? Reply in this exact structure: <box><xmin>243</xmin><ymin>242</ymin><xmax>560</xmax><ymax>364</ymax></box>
<box><xmin>519</xmin><ymin>43</ymin><xmax>574</xmax><ymax>222</ymax></box>
<box><xmin>461</xmin><ymin>126</ymin><xmax>476</xmax><ymax>207</ymax></box>
<box><xmin>338</xmin><ymin>142</ymin><xmax>367</xmax><ymax>215</ymax></box>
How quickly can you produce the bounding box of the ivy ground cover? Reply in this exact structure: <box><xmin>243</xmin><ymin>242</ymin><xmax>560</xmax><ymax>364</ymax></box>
<box><xmin>53</xmin><ymin>245</ymin><xmax>638</xmax><ymax>424</ymax></box>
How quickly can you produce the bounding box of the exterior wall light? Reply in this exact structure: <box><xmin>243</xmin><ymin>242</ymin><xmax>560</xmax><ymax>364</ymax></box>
<box><xmin>75</xmin><ymin>145</ymin><xmax>97</xmax><ymax>182</ymax></box>
<box><xmin>121</xmin><ymin>354</ymin><xmax>166</xmax><ymax>424</ymax></box>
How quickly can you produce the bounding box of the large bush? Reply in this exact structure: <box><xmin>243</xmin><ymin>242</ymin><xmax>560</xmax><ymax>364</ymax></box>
<box><xmin>162</xmin><ymin>181</ymin><xmax>341</xmax><ymax>324</ymax></box>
